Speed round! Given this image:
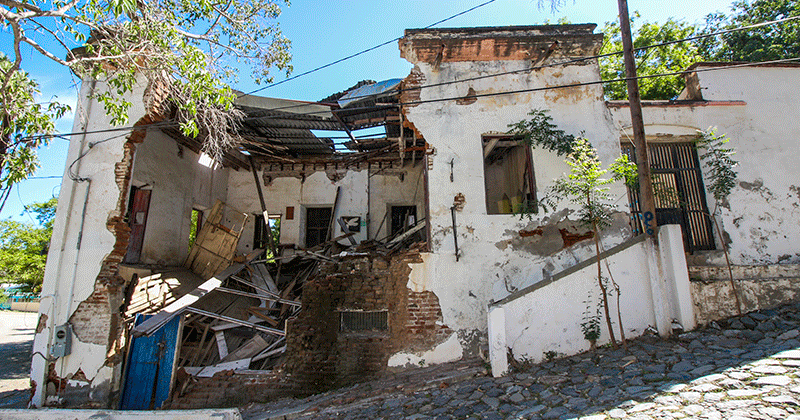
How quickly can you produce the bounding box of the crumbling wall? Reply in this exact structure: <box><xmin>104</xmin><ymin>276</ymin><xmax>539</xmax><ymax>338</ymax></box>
<box><xmin>165</xmin><ymin>371</ymin><xmax>295</xmax><ymax>409</ymax></box>
<box><xmin>284</xmin><ymin>252</ymin><xmax>453</xmax><ymax>394</ymax></box>
<box><xmin>129</xmin><ymin>129</ymin><xmax>229</xmax><ymax>265</ymax></box>
<box><xmin>30</xmin><ymin>77</ymin><xmax>167</xmax><ymax>408</ymax></box>
<box><xmin>609</xmin><ymin>64</ymin><xmax>800</xmax><ymax>265</ymax></box>
<box><xmin>397</xmin><ymin>26</ymin><xmax>633</xmax><ymax>361</ymax></box>
<box><xmin>690</xmin><ymin>264</ymin><xmax>800</xmax><ymax>325</ymax></box>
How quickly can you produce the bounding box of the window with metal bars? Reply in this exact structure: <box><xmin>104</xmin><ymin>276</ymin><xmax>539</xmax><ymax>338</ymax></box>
<box><xmin>621</xmin><ymin>142</ymin><xmax>715</xmax><ymax>252</ymax></box>
<box><xmin>339</xmin><ymin>310</ymin><xmax>388</xmax><ymax>332</ymax></box>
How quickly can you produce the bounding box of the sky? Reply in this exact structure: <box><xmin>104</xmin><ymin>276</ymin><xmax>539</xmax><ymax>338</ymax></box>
<box><xmin>0</xmin><ymin>0</ymin><xmax>741</xmax><ymax>224</ymax></box>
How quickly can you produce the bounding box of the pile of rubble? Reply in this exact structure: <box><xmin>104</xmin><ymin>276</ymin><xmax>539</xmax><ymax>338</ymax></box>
<box><xmin>122</xmin><ymin>200</ymin><xmax>426</xmax><ymax>405</ymax></box>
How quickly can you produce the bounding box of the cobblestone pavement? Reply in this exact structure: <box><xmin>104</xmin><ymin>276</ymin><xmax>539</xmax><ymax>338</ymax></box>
<box><xmin>244</xmin><ymin>301</ymin><xmax>800</xmax><ymax>420</ymax></box>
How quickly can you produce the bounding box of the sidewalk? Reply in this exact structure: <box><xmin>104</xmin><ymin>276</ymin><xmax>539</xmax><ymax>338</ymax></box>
<box><xmin>0</xmin><ymin>310</ymin><xmax>37</xmax><ymax>410</ymax></box>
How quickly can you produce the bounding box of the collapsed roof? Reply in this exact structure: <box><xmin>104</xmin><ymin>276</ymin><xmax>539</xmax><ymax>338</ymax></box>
<box><xmin>161</xmin><ymin>79</ymin><xmax>410</xmax><ymax>171</ymax></box>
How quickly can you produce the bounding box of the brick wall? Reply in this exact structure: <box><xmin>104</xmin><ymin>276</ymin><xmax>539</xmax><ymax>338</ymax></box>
<box><xmin>284</xmin><ymin>251</ymin><xmax>452</xmax><ymax>395</ymax></box>
<box><xmin>166</xmin><ymin>371</ymin><xmax>296</xmax><ymax>409</ymax></box>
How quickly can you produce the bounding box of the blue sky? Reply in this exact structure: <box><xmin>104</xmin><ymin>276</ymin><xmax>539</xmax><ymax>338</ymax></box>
<box><xmin>0</xmin><ymin>0</ymin><xmax>739</xmax><ymax>224</ymax></box>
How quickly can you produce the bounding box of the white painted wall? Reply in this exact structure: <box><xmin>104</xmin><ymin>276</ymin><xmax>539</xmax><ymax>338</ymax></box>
<box><xmin>31</xmin><ymin>78</ymin><xmax>150</xmax><ymax>407</ymax></box>
<box><xmin>401</xmin><ymin>57</ymin><xmax>633</xmax><ymax>355</ymax></box>
<box><xmin>609</xmin><ymin>64</ymin><xmax>800</xmax><ymax>265</ymax></box>
<box><xmin>488</xmin><ymin>225</ymin><xmax>693</xmax><ymax>375</ymax></box>
<box><xmin>130</xmin><ymin>130</ymin><xmax>229</xmax><ymax>265</ymax></box>
<box><xmin>228</xmin><ymin>165</ymin><xmax>424</xmax><ymax>253</ymax></box>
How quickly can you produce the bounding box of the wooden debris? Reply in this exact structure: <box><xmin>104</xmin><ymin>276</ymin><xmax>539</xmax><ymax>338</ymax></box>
<box><xmin>221</xmin><ymin>334</ymin><xmax>269</xmax><ymax>363</ymax></box>
<box><xmin>185</xmin><ymin>200</ymin><xmax>248</xmax><ymax>279</ymax></box>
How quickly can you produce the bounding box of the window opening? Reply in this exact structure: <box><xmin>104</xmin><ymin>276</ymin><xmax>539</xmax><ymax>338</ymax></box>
<box><xmin>188</xmin><ymin>208</ymin><xmax>204</xmax><ymax>252</ymax></box>
<box><xmin>340</xmin><ymin>310</ymin><xmax>388</xmax><ymax>332</ymax></box>
<box><xmin>305</xmin><ymin>207</ymin><xmax>332</xmax><ymax>248</ymax></box>
<box><xmin>254</xmin><ymin>214</ymin><xmax>281</xmax><ymax>252</ymax></box>
<box><xmin>483</xmin><ymin>136</ymin><xmax>536</xmax><ymax>214</ymax></box>
<box><xmin>390</xmin><ymin>205</ymin><xmax>417</xmax><ymax>236</ymax></box>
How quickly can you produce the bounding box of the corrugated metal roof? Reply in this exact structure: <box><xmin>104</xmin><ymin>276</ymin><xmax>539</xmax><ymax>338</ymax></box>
<box><xmin>337</xmin><ymin>79</ymin><xmax>402</xmax><ymax>108</ymax></box>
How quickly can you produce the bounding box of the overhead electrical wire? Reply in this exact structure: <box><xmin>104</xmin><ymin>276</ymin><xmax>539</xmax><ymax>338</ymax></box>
<box><xmin>15</xmin><ymin>15</ymin><xmax>800</xmax><ymax>142</ymax></box>
<box><xmin>238</xmin><ymin>0</ymin><xmax>499</xmax><ymax>97</ymax></box>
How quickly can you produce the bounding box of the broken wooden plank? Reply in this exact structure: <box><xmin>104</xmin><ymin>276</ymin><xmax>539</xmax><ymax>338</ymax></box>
<box><xmin>251</xmin><ymin>346</ymin><xmax>286</xmax><ymax>362</ymax></box>
<box><xmin>226</xmin><ymin>278</ymin><xmax>301</xmax><ymax>307</ymax></box>
<box><xmin>133</xmin><ymin>252</ymin><xmax>262</xmax><ymax>337</ymax></box>
<box><xmin>337</xmin><ymin>218</ymin><xmax>358</xmax><ymax>245</ymax></box>
<box><xmin>221</xmin><ymin>334</ymin><xmax>269</xmax><ymax>363</ymax></box>
<box><xmin>247</xmin><ymin>307</ymin><xmax>279</xmax><ymax>326</ymax></box>
<box><xmin>386</xmin><ymin>220</ymin><xmax>426</xmax><ymax>248</ymax></box>
<box><xmin>251</xmin><ymin>337</ymin><xmax>286</xmax><ymax>362</ymax></box>
<box><xmin>184</xmin><ymin>359</ymin><xmax>250</xmax><ymax>378</ymax></box>
<box><xmin>215</xmin><ymin>331</ymin><xmax>229</xmax><ymax>360</ymax></box>
<box><xmin>184</xmin><ymin>307</ymin><xmax>285</xmax><ymax>336</ymax></box>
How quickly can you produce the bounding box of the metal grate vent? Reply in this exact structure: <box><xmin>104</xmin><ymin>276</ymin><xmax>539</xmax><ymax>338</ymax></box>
<box><xmin>340</xmin><ymin>310</ymin><xmax>388</xmax><ymax>332</ymax></box>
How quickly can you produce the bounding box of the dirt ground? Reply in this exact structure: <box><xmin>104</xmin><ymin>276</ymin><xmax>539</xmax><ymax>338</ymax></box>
<box><xmin>0</xmin><ymin>310</ymin><xmax>37</xmax><ymax>408</ymax></box>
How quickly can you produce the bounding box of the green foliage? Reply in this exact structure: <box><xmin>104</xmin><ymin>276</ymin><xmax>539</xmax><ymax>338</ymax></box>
<box><xmin>0</xmin><ymin>56</ymin><xmax>70</xmax><ymax>207</ymax></box>
<box><xmin>188</xmin><ymin>209</ymin><xmax>201</xmax><ymax>252</ymax></box>
<box><xmin>544</xmin><ymin>138</ymin><xmax>622</xmax><ymax>230</ymax></box>
<box><xmin>507</xmin><ymin>109</ymin><xmax>576</xmax><ymax>156</ymax></box>
<box><xmin>581</xmin><ymin>292</ymin><xmax>602</xmax><ymax>342</ymax></box>
<box><xmin>600</xmin><ymin>14</ymin><xmax>705</xmax><ymax>100</ymax></box>
<box><xmin>1</xmin><ymin>0</ymin><xmax>292</xmax><ymax>166</ymax></box>
<box><xmin>0</xmin><ymin>199</ymin><xmax>57</xmax><ymax>293</ymax></box>
<box><xmin>695</xmin><ymin>127</ymin><xmax>738</xmax><ymax>203</ymax></box>
<box><xmin>697</xmin><ymin>0</ymin><xmax>800</xmax><ymax>62</ymax></box>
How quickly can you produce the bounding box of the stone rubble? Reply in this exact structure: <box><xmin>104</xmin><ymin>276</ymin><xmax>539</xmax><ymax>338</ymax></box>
<box><xmin>243</xmin><ymin>301</ymin><xmax>800</xmax><ymax>420</ymax></box>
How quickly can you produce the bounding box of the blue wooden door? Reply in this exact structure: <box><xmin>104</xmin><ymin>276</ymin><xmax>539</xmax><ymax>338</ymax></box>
<box><xmin>120</xmin><ymin>314</ymin><xmax>182</xmax><ymax>409</ymax></box>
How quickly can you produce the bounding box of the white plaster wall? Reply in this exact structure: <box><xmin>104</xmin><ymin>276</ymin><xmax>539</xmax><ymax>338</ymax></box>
<box><xmin>369</xmin><ymin>164</ymin><xmax>425</xmax><ymax>240</ymax></box>
<box><xmin>492</xmin><ymin>225</ymin><xmax>692</xmax><ymax>369</ymax></box>
<box><xmin>227</xmin><ymin>166</ymin><xmax>424</xmax><ymax>253</ymax></box>
<box><xmin>402</xmin><ymin>59</ymin><xmax>632</xmax><ymax>342</ymax></box>
<box><xmin>609</xmin><ymin>65</ymin><xmax>800</xmax><ymax>265</ymax></box>
<box><xmin>130</xmin><ymin>130</ymin><xmax>229</xmax><ymax>265</ymax></box>
<box><xmin>227</xmin><ymin>170</ymin><xmax>367</xmax><ymax>252</ymax></box>
<box><xmin>31</xmin><ymin>79</ymin><xmax>149</xmax><ymax>407</ymax></box>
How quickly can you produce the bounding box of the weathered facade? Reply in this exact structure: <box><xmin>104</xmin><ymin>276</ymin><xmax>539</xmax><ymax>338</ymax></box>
<box><xmin>30</xmin><ymin>24</ymin><xmax>800</xmax><ymax>409</ymax></box>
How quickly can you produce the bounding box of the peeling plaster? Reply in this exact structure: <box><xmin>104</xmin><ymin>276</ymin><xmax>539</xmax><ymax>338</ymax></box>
<box><xmin>388</xmin><ymin>332</ymin><xmax>463</xmax><ymax>367</ymax></box>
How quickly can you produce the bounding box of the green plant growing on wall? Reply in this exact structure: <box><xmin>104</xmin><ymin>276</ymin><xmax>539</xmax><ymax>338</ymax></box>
<box><xmin>695</xmin><ymin>127</ymin><xmax>741</xmax><ymax>314</ymax></box>
<box><xmin>538</xmin><ymin>138</ymin><xmax>635</xmax><ymax>347</ymax></box>
<box><xmin>581</xmin><ymin>292</ymin><xmax>602</xmax><ymax>350</ymax></box>
<box><xmin>507</xmin><ymin>109</ymin><xmax>577</xmax><ymax>157</ymax></box>
<box><xmin>507</xmin><ymin>109</ymin><xmax>579</xmax><ymax>217</ymax></box>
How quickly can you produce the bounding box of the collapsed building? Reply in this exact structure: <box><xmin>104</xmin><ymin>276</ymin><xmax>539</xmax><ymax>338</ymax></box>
<box><xmin>30</xmin><ymin>25</ymin><xmax>800</xmax><ymax>409</ymax></box>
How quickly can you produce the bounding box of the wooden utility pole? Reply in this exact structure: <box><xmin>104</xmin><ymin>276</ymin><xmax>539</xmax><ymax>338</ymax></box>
<box><xmin>617</xmin><ymin>0</ymin><xmax>658</xmax><ymax>236</ymax></box>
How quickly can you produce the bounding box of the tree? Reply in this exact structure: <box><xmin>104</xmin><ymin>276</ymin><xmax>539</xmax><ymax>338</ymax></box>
<box><xmin>600</xmin><ymin>15</ymin><xmax>705</xmax><ymax>100</ymax></box>
<box><xmin>697</xmin><ymin>0</ymin><xmax>800</xmax><ymax>62</ymax></box>
<box><xmin>0</xmin><ymin>198</ymin><xmax>57</xmax><ymax>293</ymax></box>
<box><xmin>0</xmin><ymin>56</ymin><xmax>69</xmax><ymax>212</ymax></box>
<box><xmin>539</xmin><ymin>138</ymin><xmax>635</xmax><ymax>347</ymax></box>
<box><xmin>0</xmin><ymin>0</ymin><xmax>292</xmax><ymax>199</ymax></box>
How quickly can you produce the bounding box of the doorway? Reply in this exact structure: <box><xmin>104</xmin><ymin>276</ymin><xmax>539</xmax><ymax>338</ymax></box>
<box><xmin>124</xmin><ymin>187</ymin><xmax>152</xmax><ymax>264</ymax></box>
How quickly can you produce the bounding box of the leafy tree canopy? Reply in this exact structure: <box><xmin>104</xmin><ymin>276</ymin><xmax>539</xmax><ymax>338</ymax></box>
<box><xmin>0</xmin><ymin>0</ymin><xmax>292</xmax><ymax>205</ymax></box>
<box><xmin>600</xmin><ymin>14</ymin><xmax>705</xmax><ymax>100</ymax></box>
<box><xmin>697</xmin><ymin>0</ymin><xmax>800</xmax><ymax>62</ymax></box>
<box><xmin>0</xmin><ymin>57</ymin><xmax>69</xmax><ymax>211</ymax></box>
<box><xmin>0</xmin><ymin>197</ymin><xmax>57</xmax><ymax>293</ymax></box>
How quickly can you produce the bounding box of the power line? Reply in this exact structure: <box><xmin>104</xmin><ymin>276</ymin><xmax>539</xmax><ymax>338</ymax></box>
<box><xmin>16</xmin><ymin>15</ymin><xmax>800</xmax><ymax>141</ymax></box>
<box><xmin>238</xmin><ymin>0</ymin><xmax>499</xmax><ymax>97</ymax></box>
<box><xmin>235</xmin><ymin>14</ymin><xmax>800</xmax><ymax>118</ymax></box>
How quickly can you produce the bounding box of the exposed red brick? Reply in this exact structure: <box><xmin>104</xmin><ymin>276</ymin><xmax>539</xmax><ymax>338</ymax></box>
<box><xmin>284</xmin><ymin>252</ymin><xmax>452</xmax><ymax>395</ymax></box>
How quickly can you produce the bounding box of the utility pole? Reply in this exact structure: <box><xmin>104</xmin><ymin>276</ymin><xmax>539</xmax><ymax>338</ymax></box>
<box><xmin>617</xmin><ymin>0</ymin><xmax>658</xmax><ymax>236</ymax></box>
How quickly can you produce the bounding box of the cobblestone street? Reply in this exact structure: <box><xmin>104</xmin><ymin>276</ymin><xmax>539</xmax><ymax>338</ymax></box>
<box><xmin>244</xmin><ymin>301</ymin><xmax>800</xmax><ymax>420</ymax></box>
